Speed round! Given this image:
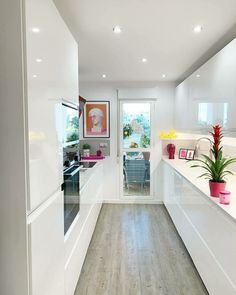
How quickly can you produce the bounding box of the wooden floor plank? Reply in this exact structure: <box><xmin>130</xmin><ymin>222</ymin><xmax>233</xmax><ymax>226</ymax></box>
<box><xmin>75</xmin><ymin>204</ymin><xmax>208</xmax><ymax>295</ymax></box>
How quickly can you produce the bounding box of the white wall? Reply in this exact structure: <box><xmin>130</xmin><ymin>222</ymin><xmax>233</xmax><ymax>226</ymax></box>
<box><xmin>79</xmin><ymin>81</ymin><xmax>175</xmax><ymax>202</ymax></box>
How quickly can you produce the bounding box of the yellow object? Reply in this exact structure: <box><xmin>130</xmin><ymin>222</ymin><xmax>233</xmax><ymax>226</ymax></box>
<box><xmin>159</xmin><ymin>130</ymin><xmax>177</xmax><ymax>140</ymax></box>
<box><xmin>129</xmin><ymin>141</ymin><xmax>138</xmax><ymax>148</ymax></box>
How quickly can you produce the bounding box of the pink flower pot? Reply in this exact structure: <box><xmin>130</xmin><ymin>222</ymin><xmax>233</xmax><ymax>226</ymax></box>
<box><xmin>167</xmin><ymin>144</ymin><xmax>175</xmax><ymax>159</ymax></box>
<box><xmin>209</xmin><ymin>181</ymin><xmax>226</xmax><ymax>197</ymax></box>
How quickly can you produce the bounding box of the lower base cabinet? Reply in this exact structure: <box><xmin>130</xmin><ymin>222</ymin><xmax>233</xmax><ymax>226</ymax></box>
<box><xmin>28</xmin><ymin>190</ymin><xmax>65</xmax><ymax>295</ymax></box>
<box><xmin>163</xmin><ymin>162</ymin><xmax>236</xmax><ymax>295</ymax></box>
<box><xmin>27</xmin><ymin>161</ymin><xmax>105</xmax><ymax>295</ymax></box>
<box><xmin>64</xmin><ymin>162</ymin><xmax>104</xmax><ymax>295</ymax></box>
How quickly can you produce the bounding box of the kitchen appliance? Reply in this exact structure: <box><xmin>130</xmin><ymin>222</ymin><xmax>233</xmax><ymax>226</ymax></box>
<box><xmin>62</xmin><ymin>102</ymin><xmax>80</xmax><ymax>234</ymax></box>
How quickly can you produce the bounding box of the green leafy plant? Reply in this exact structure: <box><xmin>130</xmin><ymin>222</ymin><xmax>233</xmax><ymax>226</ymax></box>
<box><xmin>83</xmin><ymin>143</ymin><xmax>91</xmax><ymax>150</ymax></box>
<box><xmin>67</xmin><ymin>132</ymin><xmax>79</xmax><ymax>142</ymax></box>
<box><xmin>123</xmin><ymin>123</ymin><xmax>133</xmax><ymax>139</ymax></box>
<box><xmin>190</xmin><ymin>125</ymin><xmax>236</xmax><ymax>182</ymax></box>
<box><xmin>140</xmin><ymin>133</ymin><xmax>150</xmax><ymax>148</ymax></box>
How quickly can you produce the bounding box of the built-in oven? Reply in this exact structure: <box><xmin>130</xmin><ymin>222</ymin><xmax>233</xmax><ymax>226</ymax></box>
<box><xmin>62</xmin><ymin>102</ymin><xmax>80</xmax><ymax>234</ymax></box>
<box><xmin>63</xmin><ymin>157</ymin><xmax>80</xmax><ymax>234</ymax></box>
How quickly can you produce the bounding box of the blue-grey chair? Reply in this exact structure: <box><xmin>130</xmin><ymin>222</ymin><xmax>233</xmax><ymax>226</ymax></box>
<box><xmin>124</xmin><ymin>159</ymin><xmax>147</xmax><ymax>191</ymax></box>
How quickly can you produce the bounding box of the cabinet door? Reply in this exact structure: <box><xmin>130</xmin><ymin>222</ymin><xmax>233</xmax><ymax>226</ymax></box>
<box><xmin>175</xmin><ymin>39</ymin><xmax>236</xmax><ymax>131</ymax></box>
<box><xmin>25</xmin><ymin>0</ymin><xmax>79</xmax><ymax>210</ymax></box>
<box><xmin>174</xmin><ymin>80</ymin><xmax>189</xmax><ymax>130</ymax></box>
<box><xmin>28</xmin><ymin>190</ymin><xmax>64</xmax><ymax>295</ymax></box>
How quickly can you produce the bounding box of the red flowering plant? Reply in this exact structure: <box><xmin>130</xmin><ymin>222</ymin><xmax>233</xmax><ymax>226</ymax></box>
<box><xmin>211</xmin><ymin>124</ymin><xmax>223</xmax><ymax>160</ymax></box>
<box><xmin>190</xmin><ymin>125</ymin><xmax>236</xmax><ymax>183</ymax></box>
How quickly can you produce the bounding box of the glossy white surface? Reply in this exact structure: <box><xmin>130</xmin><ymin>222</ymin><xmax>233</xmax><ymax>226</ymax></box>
<box><xmin>25</xmin><ymin>0</ymin><xmax>78</xmax><ymax>211</ymax></box>
<box><xmin>163</xmin><ymin>159</ymin><xmax>236</xmax><ymax>294</ymax></box>
<box><xmin>28</xmin><ymin>190</ymin><xmax>64</xmax><ymax>295</ymax></box>
<box><xmin>64</xmin><ymin>160</ymin><xmax>104</xmax><ymax>295</ymax></box>
<box><xmin>0</xmin><ymin>2</ymin><xmax>29</xmax><ymax>294</ymax></box>
<box><xmin>175</xmin><ymin>38</ymin><xmax>236</xmax><ymax>132</ymax></box>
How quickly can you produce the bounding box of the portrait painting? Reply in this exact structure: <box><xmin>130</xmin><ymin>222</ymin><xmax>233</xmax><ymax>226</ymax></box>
<box><xmin>83</xmin><ymin>101</ymin><xmax>110</xmax><ymax>138</ymax></box>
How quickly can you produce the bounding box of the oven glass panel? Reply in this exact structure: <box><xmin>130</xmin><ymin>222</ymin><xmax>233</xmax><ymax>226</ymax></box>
<box><xmin>64</xmin><ymin>164</ymin><xmax>80</xmax><ymax>234</ymax></box>
<box><xmin>62</xmin><ymin>102</ymin><xmax>80</xmax><ymax>235</ymax></box>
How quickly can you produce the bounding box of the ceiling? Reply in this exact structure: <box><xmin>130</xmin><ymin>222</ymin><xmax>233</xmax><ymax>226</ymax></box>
<box><xmin>54</xmin><ymin>0</ymin><xmax>236</xmax><ymax>83</ymax></box>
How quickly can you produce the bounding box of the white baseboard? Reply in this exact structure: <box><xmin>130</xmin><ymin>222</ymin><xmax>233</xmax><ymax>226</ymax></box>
<box><xmin>102</xmin><ymin>199</ymin><xmax>163</xmax><ymax>204</ymax></box>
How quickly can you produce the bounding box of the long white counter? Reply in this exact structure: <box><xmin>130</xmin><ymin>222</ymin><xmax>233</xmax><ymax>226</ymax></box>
<box><xmin>163</xmin><ymin>157</ymin><xmax>236</xmax><ymax>222</ymax></box>
<box><xmin>162</xmin><ymin>158</ymin><xmax>236</xmax><ymax>295</ymax></box>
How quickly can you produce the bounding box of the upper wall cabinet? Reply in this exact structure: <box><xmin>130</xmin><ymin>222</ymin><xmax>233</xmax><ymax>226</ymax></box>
<box><xmin>175</xmin><ymin>38</ymin><xmax>236</xmax><ymax>133</ymax></box>
<box><xmin>25</xmin><ymin>0</ymin><xmax>79</xmax><ymax>211</ymax></box>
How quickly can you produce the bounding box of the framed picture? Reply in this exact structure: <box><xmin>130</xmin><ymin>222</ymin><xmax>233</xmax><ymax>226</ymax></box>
<box><xmin>179</xmin><ymin>148</ymin><xmax>188</xmax><ymax>159</ymax></box>
<box><xmin>186</xmin><ymin>149</ymin><xmax>195</xmax><ymax>160</ymax></box>
<box><xmin>83</xmin><ymin>101</ymin><xmax>110</xmax><ymax>138</ymax></box>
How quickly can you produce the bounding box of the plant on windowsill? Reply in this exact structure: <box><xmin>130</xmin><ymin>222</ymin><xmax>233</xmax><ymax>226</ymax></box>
<box><xmin>190</xmin><ymin>125</ymin><xmax>236</xmax><ymax>197</ymax></box>
<box><xmin>82</xmin><ymin>143</ymin><xmax>91</xmax><ymax>157</ymax></box>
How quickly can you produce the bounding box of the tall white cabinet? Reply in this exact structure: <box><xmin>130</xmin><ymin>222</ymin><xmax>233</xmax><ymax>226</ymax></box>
<box><xmin>0</xmin><ymin>1</ymin><xmax>78</xmax><ymax>295</ymax></box>
<box><xmin>25</xmin><ymin>0</ymin><xmax>78</xmax><ymax>211</ymax></box>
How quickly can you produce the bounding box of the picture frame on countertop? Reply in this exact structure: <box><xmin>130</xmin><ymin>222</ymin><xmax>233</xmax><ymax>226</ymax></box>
<box><xmin>179</xmin><ymin>148</ymin><xmax>188</xmax><ymax>159</ymax></box>
<box><xmin>83</xmin><ymin>101</ymin><xmax>110</xmax><ymax>138</ymax></box>
<box><xmin>186</xmin><ymin>149</ymin><xmax>195</xmax><ymax>160</ymax></box>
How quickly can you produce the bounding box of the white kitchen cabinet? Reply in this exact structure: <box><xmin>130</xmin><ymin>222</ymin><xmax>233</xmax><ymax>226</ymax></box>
<box><xmin>28</xmin><ymin>190</ymin><xmax>64</xmax><ymax>295</ymax></box>
<box><xmin>163</xmin><ymin>161</ymin><xmax>236</xmax><ymax>295</ymax></box>
<box><xmin>175</xmin><ymin>38</ymin><xmax>236</xmax><ymax>132</ymax></box>
<box><xmin>64</xmin><ymin>161</ymin><xmax>104</xmax><ymax>295</ymax></box>
<box><xmin>25</xmin><ymin>0</ymin><xmax>79</xmax><ymax>211</ymax></box>
<box><xmin>174</xmin><ymin>80</ymin><xmax>189</xmax><ymax>130</ymax></box>
<box><xmin>1</xmin><ymin>1</ymin><xmax>79</xmax><ymax>295</ymax></box>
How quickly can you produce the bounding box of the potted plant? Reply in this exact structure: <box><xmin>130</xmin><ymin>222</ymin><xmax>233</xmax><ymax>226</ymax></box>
<box><xmin>82</xmin><ymin>143</ymin><xmax>91</xmax><ymax>157</ymax></box>
<box><xmin>190</xmin><ymin>125</ymin><xmax>236</xmax><ymax>197</ymax></box>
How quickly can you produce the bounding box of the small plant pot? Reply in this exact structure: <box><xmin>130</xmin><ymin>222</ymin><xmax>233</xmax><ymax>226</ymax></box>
<box><xmin>209</xmin><ymin>180</ymin><xmax>226</xmax><ymax>198</ymax></box>
<box><xmin>83</xmin><ymin>149</ymin><xmax>90</xmax><ymax>157</ymax></box>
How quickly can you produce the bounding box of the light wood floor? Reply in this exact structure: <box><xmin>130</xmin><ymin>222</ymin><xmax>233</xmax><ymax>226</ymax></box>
<box><xmin>75</xmin><ymin>204</ymin><xmax>208</xmax><ymax>295</ymax></box>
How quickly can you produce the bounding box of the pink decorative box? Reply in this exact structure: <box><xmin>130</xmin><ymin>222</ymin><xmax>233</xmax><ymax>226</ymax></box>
<box><xmin>81</xmin><ymin>155</ymin><xmax>105</xmax><ymax>160</ymax></box>
<box><xmin>219</xmin><ymin>190</ymin><xmax>231</xmax><ymax>205</ymax></box>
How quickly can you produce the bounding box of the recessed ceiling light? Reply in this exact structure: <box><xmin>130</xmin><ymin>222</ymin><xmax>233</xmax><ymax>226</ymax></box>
<box><xmin>193</xmin><ymin>25</ymin><xmax>203</xmax><ymax>33</ymax></box>
<box><xmin>142</xmin><ymin>58</ymin><xmax>147</xmax><ymax>63</ymax></box>
<box><xmin>36</xmin><ymin>58</ymin><xmax>42</xmax><ymax>63</ymax></box>
<box><xmin>33</xmin><ymin>75</ymin><xmax>38</xmax><ymax>78</ymax></box>
<box><xmin>113</xmin><ymin>26</ymin><xmax>122</xmax><ymax>34</ymax></box>
<box><xmin>31</xmin><ymin>27</ymin><xmax>40</xmax><ymax>33</ymax></box>
<box><xmin>196</xmin><ymin>74</ymin><xmax>201</xmax><ymax>78</ymax></box>
<box><xmin>162</xmin><ymin>74</ymin><xmax>166</xmax><ymax>78</ymax></box>
<box><xmin>102</xmin><ymin>74</ymin><xmax>106</xmax><ymax>78</ymax></box>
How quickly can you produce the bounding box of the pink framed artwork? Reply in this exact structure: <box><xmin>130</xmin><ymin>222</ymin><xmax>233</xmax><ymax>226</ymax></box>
<box><xmin>83</xmin><ymin>101</ymin><xmax>110</xmax><ymax>138</ymax></box>
<box><xmin>179</xmin><ymin>148</ymin><xmax>188</xmax><ymax>159</ymax></box>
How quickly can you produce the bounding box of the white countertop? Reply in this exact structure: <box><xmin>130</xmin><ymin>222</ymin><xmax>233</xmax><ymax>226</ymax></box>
<box><xmin>163</xmin><ymin>157</ymin><xmax>236</xmax><ymax>222</ymax></box>
<box><xmin>80</xmin><ymin>157</ymin><xmax>107</xmax><ymax>191</ymax></box>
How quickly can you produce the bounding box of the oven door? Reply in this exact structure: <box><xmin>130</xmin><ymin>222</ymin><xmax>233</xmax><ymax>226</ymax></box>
<box><xmin>63</xmin><ymin>165</ymin><xmax>80</xmax><ymax>234</ymax></box>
